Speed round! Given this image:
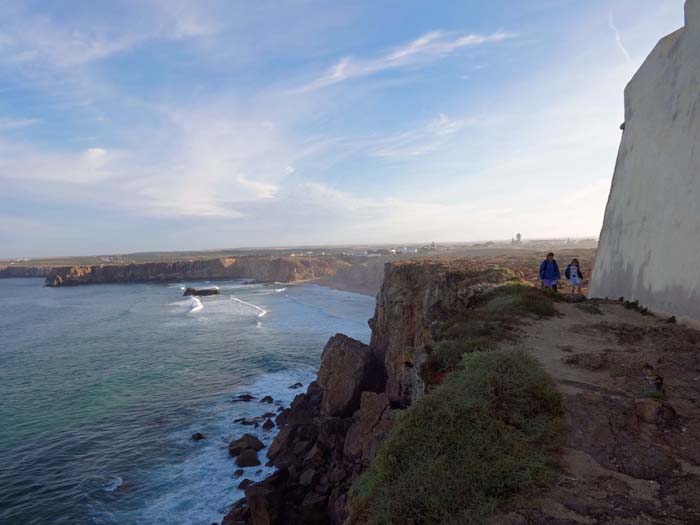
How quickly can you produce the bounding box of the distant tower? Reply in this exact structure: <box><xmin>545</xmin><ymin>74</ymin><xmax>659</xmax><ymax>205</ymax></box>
<box><xmin>515</xmin><ymin>233</ymin><xmax>522</xmax><ymax>245</ymax></box>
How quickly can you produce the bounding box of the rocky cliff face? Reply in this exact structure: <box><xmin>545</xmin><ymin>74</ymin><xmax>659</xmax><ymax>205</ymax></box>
<box><xmin>0</xmin><ymin>265</ymin><xmax>53</xmax><ymax>278</ymax></box>
<box><xmin>223</xmin><ymin>259</ymin><xmax>514</xmax><ymax>524</ymax></box>
<box><xmin>45</xmin><ymin>257</ymin><xmax>340</xmax><ymax>287</ymax></box>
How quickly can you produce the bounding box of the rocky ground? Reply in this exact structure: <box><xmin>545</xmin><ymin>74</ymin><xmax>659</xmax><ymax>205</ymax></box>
<box><xmin>493</xmin><ymin>300</ymin><xmax>700</xmax><ymax>524</ymax></box>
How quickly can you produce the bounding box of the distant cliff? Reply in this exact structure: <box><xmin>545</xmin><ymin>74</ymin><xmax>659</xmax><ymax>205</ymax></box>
<box><xmin>45</xmin><ymin>257</ymin><xmax>341</xmax><ymax>287</ymax></box>
<box><xmin>591</xmin><ymin>0</ymin><xmax>700</xmax><ymax>319</ymax></box>
<box><xmin>0</xmin><ymin>265</ymin><xmax>53</xmax><ymax>278</ymax></box>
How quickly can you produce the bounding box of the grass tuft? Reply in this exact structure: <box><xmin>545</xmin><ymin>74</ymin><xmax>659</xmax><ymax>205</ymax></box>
<box><xmin>348</xmin><ymin>350</ymin><xmax>564</xmax><ymax>525</ymax></box>
<box><xmin>420</xmin><ymin>337</ymin><xmax>496</xmax><ymax>385</ymax></box>
<box><xmin>479</xmin><ymin>283</ymin><xmax>556</xmax><ymax>318</ymax></box>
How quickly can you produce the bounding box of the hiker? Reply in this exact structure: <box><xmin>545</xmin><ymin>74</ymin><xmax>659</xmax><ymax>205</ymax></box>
<box><xmin>539</xmin><ymin>252</ymin><xmax>560</xmax><ymax>291</ymax></box>
<box><xmin>565</xmin><ymin>258</ymin><xmax>584</xmax><ymax>295</ymax></box>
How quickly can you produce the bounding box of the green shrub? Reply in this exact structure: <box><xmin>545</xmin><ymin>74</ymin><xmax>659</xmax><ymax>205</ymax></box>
<box><xmin>348</xmin><ymin>350</ymin><xmax>564</xmax><ymax>525</ymax></box>
<box><xmin>480</xmin><ymin>284</ymin><xmax>556</xmax><ymax>318</ymax></box>
<box><xmin>420</xmin><ymin>337</ymin><xmax>496</xmax><ymax>385</ymax></box>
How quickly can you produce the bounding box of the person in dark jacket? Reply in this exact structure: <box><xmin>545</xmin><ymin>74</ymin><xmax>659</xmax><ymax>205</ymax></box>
<box><xmin>539</xmin><ymin>252</ymin><xmax>561</xmax><ymax>291</ymax></box>
<box><xmin>565</xmin><ymin>258</ymin><xmax>584</xmax><ymax>295</ymax></box>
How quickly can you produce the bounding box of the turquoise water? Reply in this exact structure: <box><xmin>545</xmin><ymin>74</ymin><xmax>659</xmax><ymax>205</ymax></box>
<box><xmin>0</xmin><ymin>278</ymin><xmax>374</xmax><ymax>524</ymax></box>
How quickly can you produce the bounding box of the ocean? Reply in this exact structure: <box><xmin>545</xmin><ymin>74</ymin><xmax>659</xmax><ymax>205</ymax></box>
<box><xmin>0</xmin><ymin>278</ymin><xmax>375</xmax><ymax>524</ymax></box>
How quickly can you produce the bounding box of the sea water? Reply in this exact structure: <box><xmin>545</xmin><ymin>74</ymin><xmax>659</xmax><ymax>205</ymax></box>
<box><xmin>0</xmin><ymin>278</ymin><xmax>374</xmax><ymax>524</ymax></box>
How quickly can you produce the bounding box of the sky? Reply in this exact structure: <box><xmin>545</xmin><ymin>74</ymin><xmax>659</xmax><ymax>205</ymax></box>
<box><xmin>0</xmin><ymin>0</ymin><xmax>688</xmax><ymax>258</ymax></box>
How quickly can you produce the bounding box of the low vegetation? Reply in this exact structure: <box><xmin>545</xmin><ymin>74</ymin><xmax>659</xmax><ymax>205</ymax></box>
<box><xmin>348</xmin><ymin>350</ymin><xmax>564</xmax><ymax>525</ymax></box>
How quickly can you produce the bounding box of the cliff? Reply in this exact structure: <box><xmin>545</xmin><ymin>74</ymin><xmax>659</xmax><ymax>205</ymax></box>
<box><xmin>223</xmin><ymin>258</ymin><xmax>700</xmax><ymax>524</ymax></box>
<box><xmin>45</xmin><ymin>257</ymin><xmax>341</xmax><ymax>287</ymax></box>
<box><xmin>591</xmin><ymin>0</ymin><xmax>700</xmax><ymax>320</ymax></box>
<box><xmin>0</xmin><ymin>265</ymin><xmax>53</xmax><ymax>278</ymax></box>
<box><xmin>222</xmin><ymin>259</ymin><xmax>517</xmax><ymax>524</ymax></box>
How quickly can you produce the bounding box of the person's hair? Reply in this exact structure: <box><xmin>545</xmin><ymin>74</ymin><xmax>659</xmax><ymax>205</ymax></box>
<box><xmin>547</xmin><ymin>252</ymin><xmax>554</xmax><ymax>258</ymax></box>
<box><xmin>571</xmin><ymin>258</ymin><xmax>579</xmax><ymax>265</ymax></box>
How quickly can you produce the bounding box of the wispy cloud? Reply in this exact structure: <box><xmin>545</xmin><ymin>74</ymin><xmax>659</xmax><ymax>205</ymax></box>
<box><xmin>292</xmin><ymin>30</ymin><xmax>513</xmax><ymax>92</ymax></box>
<box><xmin>608</xmin><ymin>12</ymin><xmax>632</xmax><ymax>62</ymax></box>
<box><xmin>370</xmin><ymin>114</ymin><xmax>476</xmax><ymax>158</ymax></box>
<box><xmin>0</xmin><ymin>2</ymin><xmax>218</xmax><ymax>68</ymax></box>
<box><xmin>0</xmin><ymin>117</ymin><xmax>39</xmax><ymax>130</ymax></box>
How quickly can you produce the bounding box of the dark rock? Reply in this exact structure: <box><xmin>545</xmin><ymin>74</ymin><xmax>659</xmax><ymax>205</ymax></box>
<box><xmin>233</xmin><ymin>469</ymin><xmax>244</xmax><ymax>478</ymax></box>
<box><xmin>191</xmin><ymin>432</ymin><xmax>205</xmax><ymax>441</ymax></box>
<box><xmin>262</xmin><ymin>418</ymin><xmax>275</xmax><ymax>431</ymax></box>
<box><xmin>299</xmin><ymin>468</ymin><xmax>317</xmax><ymax>486</ymax></box>
<box><xmin>317</xmin><ymin>334</ymin><xmax>380</xmax><ymax>417</ymax></box>
<box><xmin>260</xmin><ymin>395</ymin><xmax>274</xmax><ymax>404</ymax></box>
<box><xmin>267</xmin><ymin>425</ymin><xmax>296</xmax><ymax>461</ymax></box>
<box><xmin>328</xmin><ymin>467</ymin><xmax>346</xmax><ymax>484</ymax></box>
<box><xmin>275</xmin><ymin>408</ymin><xmax>289</xmax><ymax>427</ymax></box>
<box><xmin>301</xmin><ymin>492</ymin><xmax>328</xmax><ymax>524</ymax></box>
<box><xmin>237</xmin><ymin>478</ymin><xmax>253</xmax><ymax>490</ymax></box>
<box><xmin>228</xmin><ymin>433</ymin><xmax>264</xmax><ymax>457</ymax></box>
<box><xmin>235</xmin><ymin>449</ymin><xmax>261</xmax><ymax>468</ymax></box>
<box><xmin>232</xmin><ymin>394</ymin><xmax>255</xmax><ymax>402</ymax></box>
<box><xmin>289</xmin><ymin>382</ymin><xmax>303</xmax><ymax>389</ymax></box>
<box><xmin>666</xmin><ymin>315</ymin><xmax>677</xmax><ymax>324</ymax></box>
<box><xmin>183</xmin><ymin>287</ymin><xmax>220</xmax><ymax>297</ymax></box>
<box><xmin>234</xmin><ymin>417</ymin><xmax>260</xmax><ymax>426</ymax></box>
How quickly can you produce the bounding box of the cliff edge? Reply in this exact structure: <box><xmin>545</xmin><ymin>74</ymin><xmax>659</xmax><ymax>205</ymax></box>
<box><xmin>223</xmin><ymin>259</ymin><xmax>700</xmax><ymax>524</ymax></box>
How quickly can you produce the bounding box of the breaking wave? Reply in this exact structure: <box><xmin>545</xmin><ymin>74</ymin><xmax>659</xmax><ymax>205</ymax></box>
<box><xmin>230</xmin><ymin>297</ymin><xmax>267</xmax><ymax>317</ymax></box>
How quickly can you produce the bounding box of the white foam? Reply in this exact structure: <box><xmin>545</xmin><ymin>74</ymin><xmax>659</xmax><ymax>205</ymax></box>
<box><xmin>188</xmin><ymin>297</ymin><xmax>203</xmax><ymax>313</ymax></box>
<box><xmin>104</xmin><ymin>476</ymin><xmax>123</xmax><ymax>492</ymax></box>
<box><xmin>108</xmin><ymin>370</ymin><xmax>315</xmax><ymax>525</ymax></box>
<box><xmin>274</xmin><ymin>288</ymin><xmax>287</xmax><ymax>293</ymax></box>
<box><xmin>230</xmin><ymin>297</ymin><xmax>267</xmax><ymax>317</ymax></box>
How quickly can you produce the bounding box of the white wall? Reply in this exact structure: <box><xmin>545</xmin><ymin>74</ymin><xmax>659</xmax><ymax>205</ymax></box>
<box><xmin>590</xmin><ymin>0</ymin><xmax>700</xmax><ymax>319</ymax></box>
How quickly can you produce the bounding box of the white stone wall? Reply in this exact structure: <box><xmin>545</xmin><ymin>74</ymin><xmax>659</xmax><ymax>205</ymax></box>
<box><xmin>590</xmin><ymin>0</ymin><xmax>700</xmax><ymax>319</ymax></box>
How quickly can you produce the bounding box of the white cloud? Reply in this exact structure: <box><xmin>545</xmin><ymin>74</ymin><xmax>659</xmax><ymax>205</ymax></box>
<box><xmin>0</xmin><ymin>117</ymin><xmax>39</xmax><ymax>130</ymax></box>
<box><xmin>608</xmin><ymin>12</ymin><xmax>632</xmax><ymax>62</ymax></box>
<box><xmin>293</xmin><ymin>30</ymin><xmax>513</xmax><ymax>92</ymax></box>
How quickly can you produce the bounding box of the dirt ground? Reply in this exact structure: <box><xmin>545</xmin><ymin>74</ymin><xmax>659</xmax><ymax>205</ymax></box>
<box><xmin>495</xmin><ymin>299</ymin><xmax>700</xmax><ymax>524</ymax></box>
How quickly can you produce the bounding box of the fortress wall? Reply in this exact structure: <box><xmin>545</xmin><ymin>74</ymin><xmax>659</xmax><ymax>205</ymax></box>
<box><xmin>590</xmin><ymin>0</ymin><xmax>700</xmax><ymax>319</ymax></box>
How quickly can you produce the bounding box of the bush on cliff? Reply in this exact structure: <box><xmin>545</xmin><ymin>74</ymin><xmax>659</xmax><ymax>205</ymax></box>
<box><xmin>420</xmin><ymin>337</ymin><xmax>496</xmax><ymax>385</ymax></box>
<box><xmin>480</xmin><ymin>283</ymin><xmax>556</xmax><ymax>318</ymax></box>
<box><xmin>348</xmin><ymin>349</ymin><xmax>564</xmax><ymax>525</ymax></box>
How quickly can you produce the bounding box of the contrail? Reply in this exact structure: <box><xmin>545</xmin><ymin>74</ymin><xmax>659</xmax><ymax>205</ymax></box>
<box><xmin>608</xmin><ymin>12</ymin><xmax>631</xmax><ymax>62</ymax></box>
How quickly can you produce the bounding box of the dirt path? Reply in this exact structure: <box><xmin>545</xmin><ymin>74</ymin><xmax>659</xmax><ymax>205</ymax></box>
<box><xmin>498</xmin><ymin>300</ymin><xmax>700</xmax><ymax>524</ymax></box>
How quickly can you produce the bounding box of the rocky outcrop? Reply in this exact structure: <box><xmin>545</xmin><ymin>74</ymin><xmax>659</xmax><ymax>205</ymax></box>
<box><xmin>222</xmin><ymin>259</ymin><xmax>515</xmax><ymax>524</ymax></box>
<box><xmin>0</xmin><ymin>265</ymin><xmax>53</xmax><ymax>278</ymax></box>
<box><xmin>370</xmin><ymin>260</ymin><xmax>513</xmax><ymax>406</ymax></box>
<box><xmin>317</xmin><ymin>335</ymin><xmax>383</xmax><ymax>417</ymax></box>
<box><xmin>45</xmin><ymin>256</ymin><xmax>341</xmax><ymax>287</ymax></box>
<box><xmin>183</xmin><ymin>287</ymin><xmax>220</xmax><ymax>297</ymax></box>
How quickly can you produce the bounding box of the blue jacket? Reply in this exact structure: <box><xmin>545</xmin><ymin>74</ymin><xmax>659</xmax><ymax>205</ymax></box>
<box><xmin>539</xmin><ymin>259</ymin><xmax>561</xmax><ymax>280</ymax></box>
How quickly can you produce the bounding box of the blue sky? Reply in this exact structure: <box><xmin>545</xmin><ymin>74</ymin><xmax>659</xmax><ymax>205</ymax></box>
<box><xmin>0</xmin><ymin>0</ymin><xmax>687</xmax><ymax>257</ymax></box>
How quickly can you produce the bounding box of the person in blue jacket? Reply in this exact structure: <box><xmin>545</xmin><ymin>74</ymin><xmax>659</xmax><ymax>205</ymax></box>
<box><xmin>539</xmin><ymin>252</ymin><xmax>561</xmax><ymax>291</ymax></box>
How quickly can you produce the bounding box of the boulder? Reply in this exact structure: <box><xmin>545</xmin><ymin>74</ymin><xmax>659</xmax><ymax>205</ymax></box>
<box><xmin>317</xmin><ymin>334</ymin><xmax>380</xmax><ymax>417</ymax></box>
<box><xmin>262</xmin><ymin>418</ymin><xmax>275</xmax><ymax>431</ymax></box>
<box><xmin>236</xmin><ymin>449</ymin><xmax>261</xmax><ymax>468</ymax></box>
<box><xmin>229</xmin><ymin>433</ymin><xmax>264</xmax><ymax>457</ymax></box>
<box><xmin>191</xmin><ymin>432</ymin><xmax>205</xmax><ymax>441</ymax></box>
<box><xmin>260</xmin><ymin>395</ymin><xmax>274</xmax><ymax>404</ymax></box>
